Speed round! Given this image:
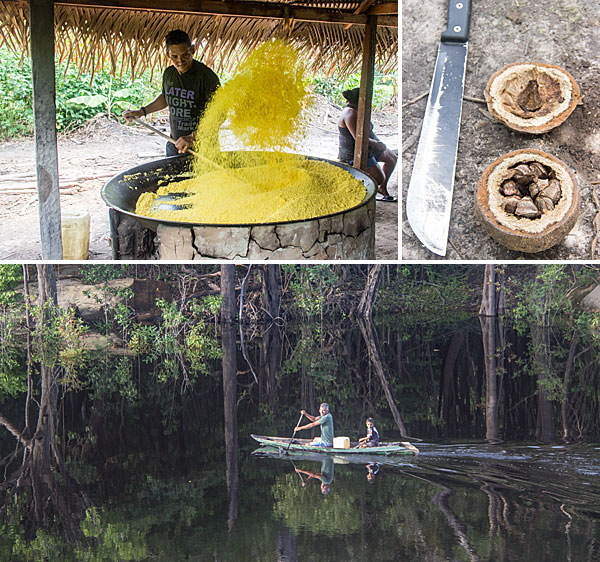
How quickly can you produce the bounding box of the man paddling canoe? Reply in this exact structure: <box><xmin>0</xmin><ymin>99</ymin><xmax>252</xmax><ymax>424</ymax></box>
<box><xmin>295</xmin><ymin>403</ymin><xmax>334</xmax><ymax>447</ymax></box>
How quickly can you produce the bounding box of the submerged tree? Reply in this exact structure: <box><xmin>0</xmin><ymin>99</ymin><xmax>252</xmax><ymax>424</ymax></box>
<box><xmin>0</xmin><ymin>265</ymin><xmax>87</xmax><ymax>540</ymax></box>
<box><xmin>478</xmin><ymin>265</ymin><xmax>505</xmax><ymax>443</ymax></box>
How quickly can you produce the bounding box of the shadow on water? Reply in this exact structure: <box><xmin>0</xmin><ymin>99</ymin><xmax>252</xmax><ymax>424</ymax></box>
<box><xmin>2</xmin><ymin>314</ymin><xmax>600</xmax><ymax>561</ymax></box>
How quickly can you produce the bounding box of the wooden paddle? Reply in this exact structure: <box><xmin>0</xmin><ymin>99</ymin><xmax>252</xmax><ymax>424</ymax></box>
<box><xmin>131</xmin><ymin>116</ymin><xmax>257</xmax><ymax>211</ymax></box>
<box><xmin>131</xmin><ymin>117</ymin><xmax>203</xmax><ymax>159</ymax></box>
<box><xmin>285</xmin><ymin>413</ymin><xmax>304</xmax><ymax>454</ymax></box>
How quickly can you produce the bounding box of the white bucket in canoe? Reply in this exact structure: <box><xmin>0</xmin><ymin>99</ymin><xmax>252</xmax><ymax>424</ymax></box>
<box><xmin>333</xmin><ymin>436</ymin><xmax>350</xmax><ymax>449</ymax></box>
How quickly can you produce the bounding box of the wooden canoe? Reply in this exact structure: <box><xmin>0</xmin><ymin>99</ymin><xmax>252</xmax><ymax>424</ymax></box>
<box><xmin>251</xmin><ymin>435</ymin><xmax>419</xmax><ymax>455</ymax></box>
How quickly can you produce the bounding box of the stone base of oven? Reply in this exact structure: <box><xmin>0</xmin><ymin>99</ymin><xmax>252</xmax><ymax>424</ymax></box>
<box><xmin>156</xmin><ymin>197</ymin><xmax>375</xmax><ymax>260</ymax></box>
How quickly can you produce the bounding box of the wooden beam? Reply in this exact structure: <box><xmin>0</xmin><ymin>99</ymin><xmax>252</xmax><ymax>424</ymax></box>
<box><xmin>30</xmin><ymin>0</ymin><xmax>63</xmax><ymax>259</ymax></box>
<box><xmin>50</xmin><ymin>0</ymin><xmax>398</xmax><ymax>27</ymax></box>
<box><xmin>366</xmin><ymin>2</ymin><xmax>398</xmax><ymax>15</ymax></box>
<box><xmin>344</xmin><ymin>0</ymin><xmax>376</xmax><ymax>30</ymax></box>
<box><xmin>352</xmin><ymin>0</ymin><xmax>378</xmax><ymax>15</ymax></box>
<box><xmin>354</xmin><ymin>15</ymin><xmax>376</xmax><ymax>173</ymax></box>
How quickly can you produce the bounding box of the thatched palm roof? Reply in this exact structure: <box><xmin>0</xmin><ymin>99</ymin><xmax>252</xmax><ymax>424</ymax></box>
<box><xmin>0</xmin><ymin>1</ymin><xmax>397</xmax><ymax>78</ymax></box>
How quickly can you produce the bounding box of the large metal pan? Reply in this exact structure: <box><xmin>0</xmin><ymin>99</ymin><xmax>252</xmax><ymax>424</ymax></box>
<box><xmin>101</xmin><ymin>152</ymin><xmax>376</xmax><ymax>232</ymax></box>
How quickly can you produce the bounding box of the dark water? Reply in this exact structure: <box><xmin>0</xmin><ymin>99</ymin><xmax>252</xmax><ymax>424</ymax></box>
<box><xmin>2</xmin><ymin>315</ymin><xmax>600</xmax><ymax>561</ymax></box>
<box><xmin>145</xmin><ymin>435</ymin><xmax>600</xmax><ymax>562</ymax></box>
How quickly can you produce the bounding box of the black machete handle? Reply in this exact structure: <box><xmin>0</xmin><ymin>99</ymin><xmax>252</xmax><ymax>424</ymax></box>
<box><xmin>440</xmin><ymin>0</ymin><xmax>472</xmax><ymax>44</ymax></box>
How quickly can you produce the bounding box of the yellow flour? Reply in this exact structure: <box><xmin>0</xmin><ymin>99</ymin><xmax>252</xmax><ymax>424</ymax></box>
<box><xmin>136</xmin><ymin>159</ymin><xmax>366</xmax><ymax>224</ymax></box>
<box><xmin>135</xmin><ymin>40</ymin><xmax>366</xmax><ymax>224</ymax></box>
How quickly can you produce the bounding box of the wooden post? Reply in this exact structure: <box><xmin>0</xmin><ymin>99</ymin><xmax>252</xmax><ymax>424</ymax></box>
<box><xmin>30</xmin><ymin>0</ymin><xmax>62</xmax><ymax>259</ymax></box>
<box><xmin>354</xmin><ymin>15</ymin><xmax>377</xmax><ymax>171</ymax></box>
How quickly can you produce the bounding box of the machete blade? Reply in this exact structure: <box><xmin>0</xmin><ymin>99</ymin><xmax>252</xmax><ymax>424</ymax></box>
<box><xmin>405</xmin><ymin>0</ymin><xmax>472</xmax><ymax>256</ymax></box>
<box><xmin>406</xmin><ymin>41</ymin><xmax>468</xmax><ymax>256</ymax></box>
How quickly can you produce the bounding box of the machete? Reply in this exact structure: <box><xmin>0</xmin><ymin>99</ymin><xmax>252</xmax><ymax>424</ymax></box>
<box><xmin>405</xmin><ymin>0</ymin><xmax>473</xmax><ymax>256</ymax></box>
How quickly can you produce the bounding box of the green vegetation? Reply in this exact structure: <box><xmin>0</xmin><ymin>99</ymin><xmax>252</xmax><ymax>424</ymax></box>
<box><xmin>311</xmin><ymin>71</ymin><xmax>397</xmax><ymax>109</ymax></box>
<box><xmin>0</xmin><ymin>47</ymin><xmax>158</xmax><ymax>139</ymax></box>
<box><xmin>1</xmin><ymin>264</ymin><xmax>600</xmax><ymax>559</ymax></box>
<box><xmin>0</xmin><ymin>45</ymin><xmax>396</xmax><ymax>140</ymax></box>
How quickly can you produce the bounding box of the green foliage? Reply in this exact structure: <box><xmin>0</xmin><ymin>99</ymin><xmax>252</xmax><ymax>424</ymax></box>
<box><xmin>66</xmin><ymin>82</ymin><xmax>137</xmax><ymax>120</ymax></box>
<box><xmin>509</xmin><ymin>265</ymin><xmax>572</xmax><ymax>334</ymax></box>
<box><xmin>377</xmin><ymin>265</ymin><xmax>479</xmax><ymax>313</ymax></box>
<box><xmin>0</xmin><ymin>266</ymin><xmax>25</xmax><ymax>393</ymax></box>
<box><xmin>0</xmin><ymin>265</ymin><xmax>23</xmax><ymax>306</ymax></box>
<box><xmin>79</xmin><ymin>265</ymin><xmax>128</xmax><ymax>285</ymax></box>
<box><xmin>84</xmin><ymin>355</ymin><xmax>137</xmax><ymax>404</ymax></box>
<box><xmin>31</xmin><ymin>303</ymin><xmax>89</xmax><ymax>391</ymax></box>
<box><xmin>0</xmin><ymin>50</ymin><xmax>33</xmax><ymax>138</ymax></box>
<box><xmin>0</xmin><ymin>47</ymin><xmax>159</xmax><ymax>139</ymax></box>
<box><xmin>80</xmin><ymin>272</ymin><xmax>134</xmax><ymax>336</ymax></box>
<box><xmin>127</xmin><ymin>324</ymin><xmax>160</xmax><ymax>359</ymax></box>
<box><xmin>311</xmin><ymin>71</ymin><xmax>397</xmax><ymax>110</ymax></box>
<box><xmin>282</xmin><ymin>264</ymin><xmax>339</xmax><ymax>317</ymax></box>
<box><xmin>185</xmin><ymin>322</ymin><xmax>221</xmax><ymax>373</ymax></box>
<box><xmin>77</xmin><ymin>508</ymin><xmax>147</xmax><ymax>562</ymax></box>
<box><xmin>0</xmin><ymin>307</ymin><xmax>25</xmax><ymax>397</ymax></box>
<box><xmin>150</xmin><ymin>298</ymin><xmax>222</xmax><ymax>381</ymax></box>
<box><xmin>0</xmin><ymin>363</ymin><xmax>27</xmax><ymax>399</ymax></box>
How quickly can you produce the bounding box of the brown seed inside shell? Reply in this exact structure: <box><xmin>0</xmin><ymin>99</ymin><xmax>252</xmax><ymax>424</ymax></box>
<box><xmin>501</xmin><ymin>179</ymin><xmax>520</xmax><ymax>196</ymax></box>
<box><xmin>500</xmin><ymin>161</ymin><xmax>561</xmax><ymax>219</ymax></box>
<box><xmin>515</xmin><ymin>196</ymin><xmax>542</xmax><ymax>219</ymax></box>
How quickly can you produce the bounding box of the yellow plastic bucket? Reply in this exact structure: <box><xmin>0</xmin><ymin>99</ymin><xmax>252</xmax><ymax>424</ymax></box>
<box><xmin>61</xmin><ymin>211</ymin><xmax>90</xmax><ymax>260</ymax></box>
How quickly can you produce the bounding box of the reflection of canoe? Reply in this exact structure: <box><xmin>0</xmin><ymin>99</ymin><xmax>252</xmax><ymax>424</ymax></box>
<box><xmin>252</xmin><ymin>448</ymin><xmax>417</xmax><ymax>467</ymax></box>
<box><xmin>251</xmin><ymin>435</ymin><xmax>419</xmax><ymax>456</ymax></box>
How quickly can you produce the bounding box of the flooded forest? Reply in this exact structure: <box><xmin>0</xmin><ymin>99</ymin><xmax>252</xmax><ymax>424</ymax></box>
<box><xmin>1</xmin><ymin>263</ymin><xmax>600</xmax><ymax>561</ymax></box>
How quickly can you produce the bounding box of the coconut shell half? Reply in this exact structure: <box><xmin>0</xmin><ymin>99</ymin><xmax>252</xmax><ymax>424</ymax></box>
<box><xmin>475</xmin><ymin>149</ymin><xmax>579</xmax><ymax>253</ymax></box>
<box><xmin>485</xmin><ymin>63</ymin><xmax>580</xmax><ymax>134</ymax></box>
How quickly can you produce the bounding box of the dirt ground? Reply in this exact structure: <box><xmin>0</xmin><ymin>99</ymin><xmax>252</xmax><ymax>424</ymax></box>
<box><xmin>402</xmin><ymin>0</ymin><xmax>600</xmax><ymax>260</ymax></box>
<box><xmin>0</xmin><ymin>97</ymin><xmax>398</xmax><ymax>260</ymax></box>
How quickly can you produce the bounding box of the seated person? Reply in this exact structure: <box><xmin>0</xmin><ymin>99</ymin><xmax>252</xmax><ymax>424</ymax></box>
<box><xmin>357</xmin><ymin>417</ymin><xmax>379</xmax><ymax>448</ymax></box>
<box><xmin>295</xmin><ymin>403</ymin><xmax>334</xmax><ymax>447</ymax></box>
<box><xmin>338</xmin><ymin>87</ymin><xmax>398</xmax><ymax>202</ymax></box>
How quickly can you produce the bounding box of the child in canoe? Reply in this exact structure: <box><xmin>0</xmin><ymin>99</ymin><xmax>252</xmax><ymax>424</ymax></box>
<box><xmin>357</xmin><ymin>417</ymin><xmax>379</xmax><ymax>448</ymax></box>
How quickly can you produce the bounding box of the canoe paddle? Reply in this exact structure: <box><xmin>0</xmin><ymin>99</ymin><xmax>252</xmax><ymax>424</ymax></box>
<box><xmin>285</xmin><ymin>413</ymin><xmax>304</xmax><ymax>454</ymax></box>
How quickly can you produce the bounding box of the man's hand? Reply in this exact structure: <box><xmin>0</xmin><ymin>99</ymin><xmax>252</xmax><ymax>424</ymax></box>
<box><xmin>122</xmin><ymin>109</ymin><xmax>144</xmax><ymax>122</ymax></box>
<box><xmin>175</xmin><ymin>135</ymin><xmax>195</xmax><ymax>154</ymax></box>
<box><xmin>300</xmin><ymin>410</ymin><xmax>307</xmax><ymax>416</ymax></box>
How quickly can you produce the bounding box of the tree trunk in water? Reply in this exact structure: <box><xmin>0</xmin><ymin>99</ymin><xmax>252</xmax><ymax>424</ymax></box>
<box><xmin>561</xmin><ymin>331</ymin><xmax>578</xmax><ymax>442</ymax></box>
<box><xmin>260</xmin><ymin>323</ymin><xmax>282</xmax><ymax>410</ymax></box>
<box><xmin>221</xmin><ymin>264</ymin><xmax>239</xmax><ymax>531</ymax></box>
<box><xmin>221</xmin><ymin>265</ymin><xmax>236</xmax><ymax>324</ymax></box>
<box><xmin>30</xmin><ymin>265</ymin><xmax>62</xmax><ymax>527</ymax></box>
<box><xmin>478</xmin><ymin>269</ymin><xmax>505</xmax><ymax>443</ymax></box>
<box><xmin>0</xmin><ymin>265</ymin><xmax>87</xmax><ymax>539</ymax></box>
<box><xmin>222</xmin><ymin>321</ymin><xmax>239</xmax><ymax>532</ymax></box>
<box><xmin>530</xmin><ymin>322</ymin><xmax>554</xmax><ymax>442</ymax></box>
<box><xmin>440</xmin><ymin>332</ymin><xmax>464</xmax><ymax>435</ymax></box>
<box><xmin>479</xmin><ymin>315</ymin><xmax>502</xmax><ymax>443</ymax></box>
<box><xmin>358</xmin><ymin>316</ymin><xmax>408</xmax><ymax>437</ymax></box>
<box><xmin>261</xmin><ymin>265</ymin><xmax>282</xmax><ymax>320</ymax></box>
<box><xmin>479</xmin><ymin>265</ymin><xmax>505</xmax><ymax>317</ymax></box>
<box><xmin>358</xmin><ymin>264</ymin><xmax>382</xmax><ymax>318</ymax></box>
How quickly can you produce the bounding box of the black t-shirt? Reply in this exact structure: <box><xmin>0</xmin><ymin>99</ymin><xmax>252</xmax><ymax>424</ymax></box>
<box><xmin>162</xmin><ymin>60</ymin><xmax>220</xmax><ymax>140</ymax></box>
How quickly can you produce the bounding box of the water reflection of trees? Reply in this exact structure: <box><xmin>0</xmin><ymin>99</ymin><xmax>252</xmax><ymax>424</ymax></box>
<box><xmin>2</xmin><ymin>264</ymin><xmax>600</xmax><ymax>559</ymax></box>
